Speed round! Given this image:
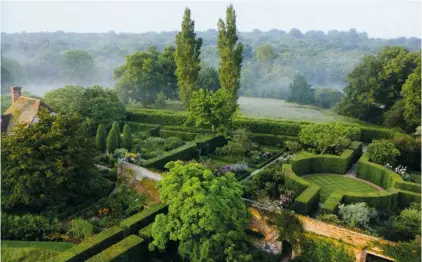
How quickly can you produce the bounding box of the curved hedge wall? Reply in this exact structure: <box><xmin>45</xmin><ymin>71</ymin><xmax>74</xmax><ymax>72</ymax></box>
<box><xmin>356</xmin><ymin>152</ymin><xmax>403</xmax><ymax>189</ymax></box>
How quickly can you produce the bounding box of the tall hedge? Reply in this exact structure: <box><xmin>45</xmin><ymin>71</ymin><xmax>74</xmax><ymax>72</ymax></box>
<box><xmin>106</xmin><ymin>128</ymin><xmax>119</xmax><ymax>154</ymax></box>
<box><xmin>294</xmin><ymin>185</ymin><xmax>321</xmax><ymax>215</ymax></box>
<box><xmin>85</xmin><ymin>235</ymin><xmax>144</xmax><ymax>262</ymax></box>
<box><xmin>122</xmin><ymin>124</ymin><xmax>132</xmax><ymax>150</ymax></box>
<box><xmin>112</xmin><ymin>121</ymin><xmax>121</xmax><ymax>147</ymax></box>
<box><xmin>96</xmin><ymin>124</ymin><xmax>106</xmax><ymax>152</ymax></box>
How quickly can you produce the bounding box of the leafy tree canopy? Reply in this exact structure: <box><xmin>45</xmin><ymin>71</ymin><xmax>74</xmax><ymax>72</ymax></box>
<box><xmin>150</xmin><ymin>161</ymin><xmax>250</xmax><ymax>261</ymax></box>
<box><xmin>287</xmin><ymin>74</ymin><xmax>315</xmax><ymax>106</ymax></box>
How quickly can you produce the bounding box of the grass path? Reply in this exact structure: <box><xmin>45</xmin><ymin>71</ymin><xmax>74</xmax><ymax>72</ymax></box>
<box><xmin>303</xmin><ymin>174</ymin><xmax>381</xmax><ymax>202</ymax></box>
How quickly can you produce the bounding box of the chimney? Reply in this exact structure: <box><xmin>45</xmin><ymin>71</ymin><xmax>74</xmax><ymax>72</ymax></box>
<box><xmin>11</xmin><ymin>86</ymin><xmax>22</xmax><ymax>103</ymax></box>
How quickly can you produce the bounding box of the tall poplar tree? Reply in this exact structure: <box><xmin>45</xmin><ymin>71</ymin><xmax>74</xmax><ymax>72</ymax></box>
<box><xmin>175</xmin><ymin>8</ymin><xmax>203</xmax><ymax>108</ymax></box>
<box><xmin>217</xmin><ymin>4</ymin><xmax>243</xmax><ymax>101</ymax></box>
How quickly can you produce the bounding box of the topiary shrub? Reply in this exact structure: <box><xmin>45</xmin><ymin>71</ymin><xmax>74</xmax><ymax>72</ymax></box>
<box><xmin>367</xmin><ymin>139</ymin><xmax>401</xmax><ymax>165</ymax></box>
<box><xmin>67</xmin><ymin>218</ymin><xmax>94</xmax><ymax>240</ymax></box>
<box><xmin>96</xmin><ymin>124</ymin><xmax>107</xmax><ymax>152</ymax></box>
<box><xmin>106</xmin><ymin>129</ymin><xmax>119</xmax><ymax>154</ymax></box>
<box><xmin>122</xmin><ymin>124</ymin><xmax>133</xmax><ymax>151</ymax></box>
<box><xmin>112</xmin><ymin>121</ymin><xmax>121</xmax><ymax>147</ymax></box>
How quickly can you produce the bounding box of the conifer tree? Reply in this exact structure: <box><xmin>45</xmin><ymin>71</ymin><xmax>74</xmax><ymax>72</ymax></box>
<box><xmin>96</xmin><ymin>124</ymin><xmax>106</xmax><ymax>152</ymax></box>
<box><xmin>175</xmin><ymin>8</ymin><xmax>203</xmax><ymax>108</ymax></box>
<box><xmin>112</xmin><ymin>121</ymin><xmax>121</xmax><ymax>147</ymax></box>
<box><xmin>122</xmin><ymin>124</ymin><xmax>133</xmax><ymax>151</ymax></box>
<box><xmin>106</xmin><ymin>128</ymin><xmax>118</xmax><ymax>154</ymax></box>
<box><xmin>217</xmin><ymin>4</ymin><xmax>243</xmax><ymax>101</ymax></box>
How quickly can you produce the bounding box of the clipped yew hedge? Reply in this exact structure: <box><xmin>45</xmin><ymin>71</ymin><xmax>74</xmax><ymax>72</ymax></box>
<box><xmin>294</xmin><ymin>185</ymin><xmax>321</xmax><ymax>215</ymax></box>
<box><xmin>138</xmin><ymin>223</ymin><xmax>153</xmax><ymax>242</ymax></box>
<box><xmin>86</xmin><ymin>235</ymin><xmax>144</xmax><ymax>262</ymax></box>
<box><xmin>394</xmin><ymin>181</ymin><xmax>421</xmax><ymax>193</ymax></box>
<box><xmin>51</xmin><ymin>226</ymin><xmax>124</xmax><ymax>262</ymax></box>
<box><xmin>357</xmin><ymin>152</ymin><xmax>403</xmax><ymax>189</ymax></box>
<box><xmin>247</xmin><ymin>133</ymin><xmax>299</xmax><ymax>148</ymax></box>
<box><xmin>321</xmin><ymin>193</ymin><xmax>344</xmax><ymax>214</ymax></box>
<box><xmin>142</xmin><ymin>143</ymin><xmax>198</xmax><ymax>170</ymax></box>
<box><xmin>125</xmin><ymin>108</ymin><xmax>400</xmax><ymax>142</ymax></box>
<box><xmin>395</xmin><ymin>188</ymin><xmax>421</xmax><ymax>209</ymax></box>
<box><xmin>159</xmin><ymin>129</ymin><xmax>198</xmax><ymax>141</ymax></box>
<box><xmin>119</xmin><ymin>204</ymin><xmax>168</xmax><ymax>236</ymax></box>
<box><xmin>341</xmin><ymin>190</ymin><xmax>398</xmax><ymax>211</ymax></box>
<box><xmin>282</xmin><ymin>164</ymin><xmax>312</xmax><ymax>195</ymax></box>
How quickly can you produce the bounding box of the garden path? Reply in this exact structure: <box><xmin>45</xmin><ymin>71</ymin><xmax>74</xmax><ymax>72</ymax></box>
<box><xmin>119</xmin><ymin>162</ymin><xmax>163</xmax><ymax>181</ymax></box>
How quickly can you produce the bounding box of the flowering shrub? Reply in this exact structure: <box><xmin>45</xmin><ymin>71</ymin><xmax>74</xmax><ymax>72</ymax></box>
<box><xmin>385</xmin><ymin>163</ymin><xmax>411</xmax><ymax>181</ymax></box>
<box><xmin>279</xmin><ymin>187</ymin><xmax>296</xmax><ymax>208</ymax></box>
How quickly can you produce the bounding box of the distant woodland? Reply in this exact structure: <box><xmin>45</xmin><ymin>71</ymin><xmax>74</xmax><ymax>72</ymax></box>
<box><xmin>1</xmin><ymin>29</ymin><xmax>420</xmax><ymax>97</ymax></box>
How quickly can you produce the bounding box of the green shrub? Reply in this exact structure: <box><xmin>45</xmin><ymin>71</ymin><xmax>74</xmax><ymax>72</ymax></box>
<box><xmin>86</xmin><ymin>235</ymin><xmax>144</xmax><ymax>262</ymax></box>
<box><xmin>377</xmin><ymin>237</ymin><xmax>421</xmax><ymax>262</ymax></box>
<box><xmin>154</xmin><ymin>92</ymin><xmax>167</xmax><ymax>108</ymax></box>
<box><xmin>285</xmin><ymin>141</ymin><xmax>302</xmax><ymax>153</ymax></box>
<box><xmin>51</xmin><ymin>226</ymin><xmax>124</xmax><ymax>262</ymax></box>
<box><xmin>232</xmin><ymin>118</ymin><xmax>302</xmax><ymax>136</ymax></box>
<box><xmin>126</xmin><ymin>109</ymin><xmax>188</xmax><ymax>126</ymax></box>
<box><xmin>338</xmin><ymin>202</ymin><xmax>378</xmax><ymax>229</ymax></box>
<box><xmin>96</xmin><ymin>124</ymin><xmax>106</xmax><ymax>152</ymax></box>
<box><xmin>195</xmin><ymin>135</ymin><xmax>227</xmax><ymax>155</ymax></box>
<box><xmin>1</xmin><ymin>213</ymin><xmax>61</xmax><ymax>240</ymax></box>
<box><xmin>321</xmin><ymin>193</ymin><xmax>344</xmax><ymax>214</ymax></box>
<box><xmin>294</xmin><ymin>185</ymin><xmax>321</xmax><ymax>215</ymax></box>
<box><xmin>67</xmin><ymin>218</ymin><xmax>94</xmax><ymax>240</ymax></box>
<box><xmin>119</xmin><ymin>204</ymin><xmax>168</xmax><ymax>236</ymax></box>
<box><xmin>367</xmin><ymin>139</ymin><xmax>401</xmax><ymax>165</ymax></box>
<box><xmin>393</xmin><ymin>206</ymin><xmax>421</xmax><ymax>240</ymax></box>
<box><xmin>142</xmin><ymin>143</ymin><xmax>198</xmax><ymax>170</ymax></box>
<box><xmin>163</xmin><ymin>137</ymin><xmax>185</xmax><ymax>151</ymax></box>
<box><xmin>106</xmin><ymin>129</ymin><xmax>119</xmax><ymax>154</ymax></box>
<box><xmin>122</xmin><ymin>124</ymin><xmax>132</xmax><ymax>150</ymax></box>
<box><xmin>112</xmin><ymin>121</ymin><xmax>121</xmax><ymax>147</ymax></box>
<box><xmin>393</xmin><ymin>134</ymin><xmax>420</xmax><ymax>170</ymax></box>
<box><xmin>299</xmin><ymin>122</ymin><xmax>360</xmax><ymax>155</ymax></box>
<box><xmin>247</xmin><ymin>133</ymin><xmax>298</xmax><ymax>148</ymax></box>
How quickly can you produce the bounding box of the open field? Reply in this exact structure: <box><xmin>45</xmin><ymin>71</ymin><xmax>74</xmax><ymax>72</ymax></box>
<box><xmin>304</xmin><ymin>174</ymin><xmax>381</xmax><ymax>202</ymax></box>
<box><xmin>126</xmin><ymin>97</ymin><xmax>375</xmax><ymax>125</ymax></box>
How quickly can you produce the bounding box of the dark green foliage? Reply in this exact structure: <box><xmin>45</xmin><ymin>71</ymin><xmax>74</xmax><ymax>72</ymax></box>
<box><xmin>287</xmin><ymin>74</ymin><xmax>315</xmax><ymax>105</ymax></box>
<box><xmin>367</xmin><ymin>139</ymin><xmax>401</xmax><ymax>165</ymax></box>
<box><xmin>1</xmin><ymin>109</ymin><xmax>107</xmax><ymax>211</ymax></box>
<box><xmin>122</xmin><ymin>124</ymin><xmax>132</xmax><ymax>150</ymax></box>
<box><xmin>243</xmin><ymin>165</ymin><xmax>284</xmax><ymax>199</ymax></box>
<box><xmin>395</xmin><ymin>181</ymin><xmax>421</xmax><ymax>193</ymax></box>
<box><xmin>86</xmin><ymin>235</ymin><xmax>144</xmax><ymax>262</ymax></box>
<box><xmin>96</xmin><ymin>124</ymin><xmax>107</xmax><ymax>152</ymax></box>
<box><xmin>119</xmin><ymin>204</ymin><xmax>168</xmax><ymax>236</ymax></box>
<box><xmin>1</xmin><ymin>213</ymin><xmax>61</xmax><ymax>240</ymax></box>
<box><xmin>51</xmin><ymin>226</ymin><xmax>125</xmax><ymax>262</ymax></box>
<box><xmin>198</xmin><ymin>66</ymin><xmax>221</xmax><ymax>92</ymax></box>
<box><xmin>393</xmin><ymin>204</ymin><xmax>421</xmax><ymax>240</ymax></box>
<box><xmin>106</xmin><ymin>128</ymin><xmax>119</xmax><ymax>154</ymax></box>
<box><xmin>273</xmin><ymin>210</ymin><xmax>304</xmax><ymax>246</ymax></box>
<box><xmin>142</xmin><ymin>142</ymin><xmax>198</xmax><ymax>170</ymax></box>
<box><xmin>248</xmin><ymin>133</ymin><xmax>299</xmax><ymax>148</ymax></box>
<box><xmin>393</xmin><ymin>134</ymin><xmax>420</xmax><ymax>170</ymax></box>
<box><xmin>383</xmin><ymin>100</ymin><xmax>407</xmax><ymax>131</ymax></box>
<box><xmin>321</xmin><ymin>193</ymin><xmax>344</xmax><ymax>214</ymax></box>
<box><xmin>314</xmin><ymin>88</ymin><xmax>343</xmax><ymax>108</ymax></box>
<box><xmin>341</xmin><ymin>190</ymin><xmax>398</xmax><ymax>211</ymax></box>
<box><xmin>294</xmin><ymin>185</ymin><xmax>321</xmax><ymax>215</ymax></box>
<box><xmin>395</xmin><ymin>189</ymin><xmax>421</xmax><ymax>209</ymax></box>
<box><xmin>138</xmin><ymin>223</ymin><xmax>153</xmax><ymax>241</ymax></box>
<box><xmin>294</xmin><ymin>233</ymin><xmax>355</xmax><ymax>262</ymax></box>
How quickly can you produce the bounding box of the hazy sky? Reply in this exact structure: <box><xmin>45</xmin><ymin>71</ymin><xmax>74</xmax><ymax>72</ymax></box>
<box><xmin>1</xmin><ymin>0</ymin><xmax>421</xmax><ymax>38</ymax></box>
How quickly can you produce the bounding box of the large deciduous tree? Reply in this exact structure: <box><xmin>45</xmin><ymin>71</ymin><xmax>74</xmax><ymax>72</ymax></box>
<box><xmin>401</xmin><ymin>54</ymin><xmax>421</xmax><ymax>130</ymax></box>
<box><xmin>150</xmin><ymin>161</ymin><xmax>250</xmax><ymax>261</ymax></box>
<box><xmin>58</xmin><ymin>50</ymin><xmax>96</xmax><ymax>84</ymax></box>
<box><xmin>287</xmin><ymin>74</ymin><xmax>315</xmax><ymax>106</ymax></box>
<box><xmin>175</xmin><ymin>8</ymin><xmax>203</xmax><ymax>108</ymax></box>
<box><xmin>44</xmin><ymin>85</ymin><xmax>125</xmax><ymax>132</ymax></box>
<box><xmin>186</xmin><ymin>88</ymin><xmax>237</xmax><ymax>134</ymax></box>
<box><xmin>1</xmin><ymin>109</ymin><xmax>109</xmax><ymax>211</ymax></box>
<box><xmin>198</xmin><ymin>66</ymin><xmax>221</xmax><ymax>92</ymax></box>
<box><xmin>217</xmin><ymin>4</ymin><xmax>243</xmax><ymax>100</ymax></box>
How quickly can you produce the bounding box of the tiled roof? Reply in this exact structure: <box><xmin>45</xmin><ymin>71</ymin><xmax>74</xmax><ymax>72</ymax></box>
<box><xmin>1</xmin><ymin>96</ymin><xmax>52</xmax><ymax>133</ymax></box>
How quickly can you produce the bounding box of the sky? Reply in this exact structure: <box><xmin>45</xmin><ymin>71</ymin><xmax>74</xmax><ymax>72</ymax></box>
<box><xmin>1</xmin><ymin>0</ymin><xmax>421</xmax><ymax>38</ymax></box>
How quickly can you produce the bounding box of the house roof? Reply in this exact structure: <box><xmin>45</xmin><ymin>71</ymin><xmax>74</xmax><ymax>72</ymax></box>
<box><xmin>1</xmin><ymin>96</ymin><xmax>53</xmax><ymax>133</ymax></box>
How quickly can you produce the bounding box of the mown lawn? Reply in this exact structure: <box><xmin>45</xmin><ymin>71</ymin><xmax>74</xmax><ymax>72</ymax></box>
<box><xmin>1</xmin><ymin>240</ymin><xmax>74</xmax><ymax>262</ymax></box>
<box><xmin>304</xmin><ymin>174</ymin><xmax>380</xmax><ymax>202</ymax></box>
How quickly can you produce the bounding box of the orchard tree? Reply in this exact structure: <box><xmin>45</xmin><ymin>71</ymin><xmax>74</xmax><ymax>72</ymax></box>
<box><xmin>122</xmin><ymin>124</ymin><xmax>132</xmax><ymax>151</ymax></box>
<box><xmin>175</xmin><ymin>8</ymin><xmax>202</xmax><ymax>108</ymax></box>
<box><xmin>186</xmin><ymin>88</ymin><xmax>237</xmax><ymax>134</ymax></box>
<box><xmin>1</xmin><ymin>109</ymin><xmax>108</xmax><ymax>211</ymax></box>
<box><xmin>150</xmin><ymin>161</ymin><xmax>250</xmax><ymax>261</ymax></box>
<box><xmin>218</xmin><ymin>4</ymin><xmax>243</xmax><ymax>100</ymax></box>
<box><xmin>58</xmin><ymin>50</ymin><xmax>96</xmax><ymax>84</ymax></box>
<box><xmin>106</xmin><ymin>128</ymin><xmax>118</xmax><ymax>154</ymax></box>
<box><xmin>287</xmin><ymin>74</ymin><xmax>315</xmax><ymax>105</ymax></box>
<box><xmin>96</xmin><ymin>124</ymin><xmax>106</xmax><ymax>152</ymax></box>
